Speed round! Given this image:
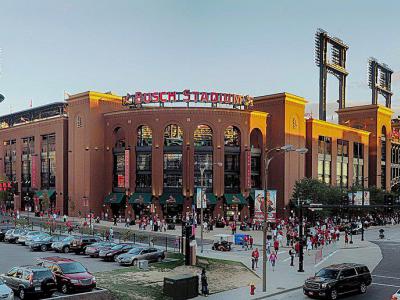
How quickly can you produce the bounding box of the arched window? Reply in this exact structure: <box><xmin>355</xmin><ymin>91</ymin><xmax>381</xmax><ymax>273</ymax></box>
<box><xmin>137</xmin><ymin>125</ymin><xmax>152</xmax><ymax>146</ymax></box>
<box><xmin>224</xmin><ymin>126</ymin><xmax>241</xmax><ymax>147</ymax></box>
<box><xmin>194</xmin><ymin>125</ymin><xmax>213</xmax><ymax>147</ymax></box>
<box><xmin>224</xmin><ymin>126</ymin><xmax>241</xmax><ymax>193</ymax></box>
<box><xmin>163</xmin><ymin>124</ymin><xmax>183</xmax><ymax>190</ymax></box>
<box><xmin>164</xmin><ymin>124</ymin><xmax>184</xmax><ymax>146</ymax></box>
<box><xmin>113</xmin><ymin>127</ymin><xmax>126</xmax><ymax>148</ymax></box>
<box><xmin>381</xmin><ymin>126</ymin><xmax>387</xmax><ymax>188</ymax></box>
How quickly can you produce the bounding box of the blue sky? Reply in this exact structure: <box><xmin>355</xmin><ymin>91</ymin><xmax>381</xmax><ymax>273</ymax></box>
<box><xmin>1</xmin><ymin>0</ymin><xmax>400</xmax><ymax>119</ymax></box>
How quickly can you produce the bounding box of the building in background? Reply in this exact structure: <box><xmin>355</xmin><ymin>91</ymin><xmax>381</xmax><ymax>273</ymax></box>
<box><xmin>0</xmin><ymin>90</ymin><xmax>396</xmax><ymax>221</ymax></box>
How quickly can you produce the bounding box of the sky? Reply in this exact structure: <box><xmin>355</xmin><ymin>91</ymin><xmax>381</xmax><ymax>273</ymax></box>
<box><xmin>1</xmin><ymin>0</ymin><xmax>400</xmax><ymax>119</ymax></box>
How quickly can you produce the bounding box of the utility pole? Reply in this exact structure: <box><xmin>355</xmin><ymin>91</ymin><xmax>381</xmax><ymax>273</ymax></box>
<box><xmin>298</xmin><ymin>198</ymin><xmax>304</xmax><ymax>272</ymax></box>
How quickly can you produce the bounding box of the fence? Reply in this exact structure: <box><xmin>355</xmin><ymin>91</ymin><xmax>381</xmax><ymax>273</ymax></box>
<box><xmin>16</xmin><ymin>216</ymin><xmax>183</xmax><ymax>253</ymax></box>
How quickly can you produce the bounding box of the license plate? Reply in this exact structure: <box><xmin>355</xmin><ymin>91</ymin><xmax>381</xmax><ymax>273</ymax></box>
<box><xmin>35</xmin><ymin>286</ymin><xmax>41</xmax><ymax>291</ymax></box>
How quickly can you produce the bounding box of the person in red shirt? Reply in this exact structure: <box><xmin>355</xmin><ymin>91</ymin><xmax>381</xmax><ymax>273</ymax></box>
<box><xmin>243</xmin><ymin>235</ymin><xmax>249</xmax><ymax>250</ymax></box>
<box><xmin>249</xmin><ymin>236</ymin><xmax>254</xmax><ymax>249</ymax></box>
<box><xmin>273</xmin><ymin>238</ymin><xmax>279</xmax><ymax>252</ymax></box>
<box><xmin>251</xmin><ymin>248</ymin><xmax>259</xmax><ymax>270</ymax></box>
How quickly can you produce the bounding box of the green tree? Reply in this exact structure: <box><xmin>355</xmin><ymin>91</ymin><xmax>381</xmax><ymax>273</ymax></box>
<box><xmin>41</xmin><ymin>193</ymin><xmax>50</xmax><ymax>211</ymax></box>
<box><xmin>292</xmin><ymin>178</ymin><xmax>346</xmax><ymax>205</ymax></box>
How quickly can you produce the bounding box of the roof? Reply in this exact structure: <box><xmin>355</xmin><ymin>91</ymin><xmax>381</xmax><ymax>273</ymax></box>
<box><xmin>39</xmin><ymin>256</ymin><xmax>76</xmax><ymax>263</ymax></box>
<box><xmin>324</xmin><ymin>263</ymin><xmax>366</xmax><ymax>270</ymax></box>
<box><xmin>20</xmin><ymin>265</ymin><xmax>50</xmax><ymax>271</ymax></box>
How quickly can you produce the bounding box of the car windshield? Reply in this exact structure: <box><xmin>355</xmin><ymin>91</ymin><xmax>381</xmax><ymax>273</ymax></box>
<box><xmin>62</xmin><ymin>236</ymin><xmax>75</xmax><ymax>242</ymax></box>
<box><xmin>59</xmin><ymin>262</ymin><xmax>87</xmax><ymax>274</ymax></box>
<box><xmin>111</xmin><ymin>244</ymin><xmax>125</xmax><ymax>250</ymax></box>
<box><xmin>128</xmin><ymin>248</ymin><xmax>143</xmax><ymax>254</ymax></box>
<box><xmin>28</xmin><ymin>231</ymin><xmax>40</xmax><ymax>236</ymax></box>
<box><xmin>34</xmin><ymin>234</ymin><xmax>50</xmax><ymax>240</ymax></box>
<box><xmin>316</xmin><ymin>269</ymin><xmax>339</xmax><ymax>279</ymax></box>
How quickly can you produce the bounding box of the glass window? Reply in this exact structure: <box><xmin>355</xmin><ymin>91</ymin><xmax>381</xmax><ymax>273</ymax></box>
<box><xmin>136</xmin><ymin>153</ymin><xmax>151</xmax><ymax>171</ymax></box>
<box><xmin>137</xmin><ymin>125</ymin><xmax>152</xmax><ymax>146</ymax></box>
<box><xmin>41</xmin><ymin>134</ymin><xmax>56</xmax><ymax>189</ymax></box>
<box><xmin>136</xmin><ymin>174</ymin><xmax>152</xmax><ymax>188</ymax></box>
<box><xmin>224</xmin><ymin>126</ymin><xmax>241</xmax><ymax>147</ymax></box>
<box><xmin>194</xmin><ymin>125</ymin><xmax>213</xmax><ymax>147</ymax></box>
<box><xmin>163</xmin><ymin>154</ymin><xmax>182</xmax><ymax>170</ymax></box>
<box><xmin>164</xmin><ymin>124</ymin><xmax>183</xmax><ymax>146</ymax></box>
<box><xmin>224</xmin><ymin>154</ymin><xmax>240</xmax><ymax>172</ymax></box>
<box><xmin>113</xmin><ymin>152</ymin><xmax>125</xmax><ymax>188</ymax></box>
<box><xmin>163</xmin><ymin>174</ymin><xmax>182</xmax><ymax>188</ymax></box>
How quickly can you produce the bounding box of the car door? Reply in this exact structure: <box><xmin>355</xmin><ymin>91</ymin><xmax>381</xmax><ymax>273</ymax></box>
<box><xmin>4</xmin><ymin>267</ymin><xmax>18</xmax><ymax>289</ymax></box>
<box><xmin>148</xmin><ymin>249</ymin><xmax>158</xmax><ymax>261</ymax></box>
<box><xmin>14</xmin><ymin>269</ymin><xmax>24</xmax><ymax>290</ymax></box>
<box><xmin>341</xmin><ymin>268</ymin><xmax>358</xmax><ymax>292</ymax></box>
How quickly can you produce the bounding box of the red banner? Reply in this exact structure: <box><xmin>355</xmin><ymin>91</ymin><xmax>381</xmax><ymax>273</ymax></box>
<box><xmin>124</xmin><ymin>149</ymin><xmax>130</xmax><ymax>189</ymax></box>
<box><xmin>31</xmin><ymin>156</ymin><xmax>37</xmax><ymax>189</ymax></box>
<box><xmin>247</xmin><ymin>151</ymin><xmax>251</xmax><ymax>189</ymax></box>
<box><xmin>118</xmin><ymin>175</ymin><xmax>124</xmax><ymax>188</ymax></box>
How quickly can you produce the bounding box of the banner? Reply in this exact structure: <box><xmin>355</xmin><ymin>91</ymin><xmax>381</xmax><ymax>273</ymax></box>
<box><xmin>254</xmin><ymin>190</ymin><xmax>277</xmax><ymax>222</ymax></box>
<box><xmin>196</xmin><ymin>187</ymin><xmax>207</xmax><ymax>209</ymax></box>
<box><xmin>348</xmin><ymin>191</ymin><xmax>370</xmax><ymax>206</ymax></box>
<box><xmin>247</xmin><ymin>151</ymin><xmax>252</xmax><ymax>189</ymax></box>
<box><xmin>31</xmin><ymin>155</ymin><xmax>37</xmax><ymax>189</ymax></box>
<box><xmin>254</xmin><ymin>189</ymin><xmax>265</xmax><ymax>223</ymax></box>
<box><xmin>124</xmin><ymin>150</ymin><xmax>130</xmax><ymax>189</ymax></box>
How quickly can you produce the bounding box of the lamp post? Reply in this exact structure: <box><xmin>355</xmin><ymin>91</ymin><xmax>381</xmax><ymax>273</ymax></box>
<box><xmin>262</xmin><ymin>144</ymin><xmax>303</xmax><ymax>292</ymax></box>
<box><xmin>197</xmin><ymin>161</ymin><xmax>223</xmax><ymax>253</ymax></box>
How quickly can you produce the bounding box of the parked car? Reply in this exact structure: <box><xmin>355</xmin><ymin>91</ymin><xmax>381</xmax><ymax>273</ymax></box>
<box><xmin>85</xmin><ymin>241</ymin><xmax>116</xmax><ymax>258</ymax></box>
<box><xmin>0</xmin><ymin>266</ymin><xmax>57</xmax><ymax>299</ymax></box>
<box><xmin>0</xmin><ymin>226</ymin><xmax>14</xmax><ymax>242</ymax></box>
<box><xmin>0</xmin><ymin>278</ymin><xmax>13</xmax><ymax>300</ymax></box>
<box><xmin>99</xmin><ymin>243</ymin><xmax>136</xmax><ymax>261</ymax></box>
<box><xmin>70</xmin><ymin>236</ymin><xmax>102</xmax><ymax>254</ymax></box>
<box><xmin>17</xmin><ymin>231</ymin><xmax>41</xmax><ymax>245</ymax></box>
<box><xmin>5</xmin><ymin>229</ymin><xmax>27</xmax><ymax>243</ymax></box>
<box><xmin>116</xmin><ymin>247</ymin><xmax>165</xmax><ymax>266</ymax></box>
<box><xmin>38</xmin><ymin>257</ymin><xmax>96</xmax><ymax>294</ymax></box>
<box><xmin>392</xmin><ymin>289</ymin><xmax>400</xmax><ymax>300</ymax></box>
<box><xmin>30</xmin><ymin>235</ymin><xmax>67</xmax><ymax>252</ymax></box>
<box><xmin>25</xmin><ymin>233</ymin><xmax>51</xmax><ymax>247</ymax></box>
<box><xmin>51</xmin><ymin>235</ymin><xmax>77</xmax><ymax>253</ymax></box>
<box><xmin>303</xmin><ymin>263</ymin><xmax>372</xmax><ymax>299</ymax></box>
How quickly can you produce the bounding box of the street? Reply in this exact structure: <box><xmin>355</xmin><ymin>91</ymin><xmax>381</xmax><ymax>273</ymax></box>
<box><xmin>267</xmin><ymin>228</ymin><xmax>400</xmax><ymax>300</ymax></box>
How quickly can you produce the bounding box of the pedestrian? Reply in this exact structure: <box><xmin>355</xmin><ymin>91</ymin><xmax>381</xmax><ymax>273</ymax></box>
<box><xmin>243</xmin><ymin>235</ymin><xmax>249</xmax><ymax>250</ymax></box>
<box><xmin>113</xmin><ymin>215</ymin><xmax>117</xmax><ymax>226</ymax></box>
<box><xmin>273</xmin><ymin>238</ymin><xmax>279</xmax><ymax>252</ymax></box>
<box><xmin>249</xmin><ymin>236</ymin><xmax>254</xmax><ymax>249</ymax></box>
<box><xmin>307</xmin><ymin>238</ymin><xmax>312</xmax><ymax>255</ymax></box>
<box><xmin>266</xmin><ymin>240</ymin><xmax>271</xmax><ymax>255</ymax></box>
<box><xmin>289</xmin><ymin>247</ymin><xmax>295</xmax><ymax>266</ymax></box>
<box><xmin>344</xmin><ymin>232</ymin><xmax>349</xmax><ymax>246</ymax></box>
<box><xmin>251</xmin><ymin>248</ymin><xmax>259</xmax><ymax>269</ymax></box>
<box><xmin>269</xmin><ymin>251</ymin><xmax>278</xmax><ymax>271</ymax></box>
<box><xmin>200</xmin><ymin>268</ymin><xmax>209</xmax><ymax>296</ymax></box>
<box><xmin>109</xmin><ymin>227</ymin><xmax>114</xmax><ymax>241</ymax></box>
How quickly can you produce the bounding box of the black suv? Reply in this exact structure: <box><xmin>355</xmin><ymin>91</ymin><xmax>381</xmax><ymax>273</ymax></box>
<box><xmin>0</xmin><ymin>225</ymin><xmax>14</xmax><ymax>242</ymax></box>
<box><xmin>0</xmin><ymin>265</ymin><xmax>57</xmax><ymax>299</ymax></box>
<box><xmin>70</xmin><ymin>236</ymin><xmax>102</xmax><ymax>254</ymax></box>
<box><xmin>303</xmin><ymin>263</ymin><xmax>372</xmax><ymax>299</ymax></box>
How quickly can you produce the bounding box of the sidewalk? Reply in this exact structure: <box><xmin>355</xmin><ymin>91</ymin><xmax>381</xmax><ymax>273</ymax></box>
<box><xmin>196</xmin><ymin>232</ymin><xmax>382</xmax><ymax>299</ymax></box>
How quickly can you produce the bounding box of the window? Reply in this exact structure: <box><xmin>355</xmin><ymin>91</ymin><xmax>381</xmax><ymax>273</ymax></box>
<box><xmin>137</xmin><ymin>125</ymin><xmax>152</xmax><ymax>146</ymax></box>
<box><xmin>4</xmin><ymin>139</ymin><xmax>16</xmax><ymax>182</ymax></box>
<box><xmin>194</xmin><ymin>153</ymin><xmax>213</xmax><ymax>190</ymax></box>
<box><xmin>113</xmin><ymin>152</ymin><xmax>125</xmax><ymax>188</ymax></box>
<box><xmin>163</xmin><ymin>124</ymin><xmax>183</xmax><ymax>190</ymax></box>
<box><xmin>194</xmin><ymin>125</ymin><xmax>213</xmax><ymax>147</ymax></box>
<box><xmin>136</xmin><ymin>153</ymin><xmax>151</xmax><ymax>171</ymax></box>
<box><xmin>41</xmin><ymin>134</ymin><xmax>56</xmax><ymax>189</ymax></box>
<box><xmin>224</xmin><ymin>126</ymin><xmax>240</xmax><ymax>147</ymax></box>
<box><xmin>75</xmin><ymin>115</ymin><xmax>82</xmax><ymax>128</ymax></box>
<box><xmin>337</xmin><ymin>140</ymin><xmax>349</xmax><ymax>188</ymax></box>
<box><xmin>341</xmin><ymin>268</ymin><xmax>357</xmax><ymax>278</ymax></box>
<box><xmin>163</xmin><ymin>174</ymin><xmax>182</xmax><ymax>188</ymax></box>
<box><xmin>317</xmin><ymin>136</ymin><xmax>331</xmax><ymax>184</ymax></box>
<box><xmin>163</xmin><ymin>154</ymin><xmax>182</xmax><ymax>170</ymax></box>
<box><xmin>353</xmin><ymin>142</ymin><xmax>364</xmax><ymax>186</ymax></box>
<box><xmin>381</xmin><ymin>132</ymin><xmax>386</xmax><ymax>188</ymax></box>
<box><xmin>164</xmin><ymin>124</ymin><xmax>183</xmax><ymax>146</ymax></box>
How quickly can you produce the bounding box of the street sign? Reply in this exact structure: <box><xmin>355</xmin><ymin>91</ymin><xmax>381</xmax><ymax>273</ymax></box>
<box><xmin>196</xmin><ymin>187</ymin><xmax>206</xmax><ymax>209</ymax></box>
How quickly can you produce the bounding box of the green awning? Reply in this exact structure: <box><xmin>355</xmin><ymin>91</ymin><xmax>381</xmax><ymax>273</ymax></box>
<box><xmin>104</xmin><ymin>193</ymin><xmax>125</xmax><ymax>204</ymax></box>
<box><xmin>225</xmin><ymin>194</ymin><xmax>247</xmax><ymax>205</ymax></box>
<box><xmin>193</xmin><ymin>193</ymin><xmax>217</xmax><ymax>205</ymax></box>
<box><xmin>159</xmin><ymin>193</ymin><xmax>184</xmax><ymax>205</ymax></box>
<box><xmin>34</xmin><ymin>189</ymin><xmax>56</xmax><ymax>199</ymax></box>
<box><xmin>128</xmin><ymin>193</ymin><xmax>152</xmax><ymax>204</ymax></box>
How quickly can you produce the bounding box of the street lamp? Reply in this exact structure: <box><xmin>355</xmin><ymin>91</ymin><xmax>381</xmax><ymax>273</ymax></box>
<box><xmin>262</xmin><ymin>144</ymin><xmax>307</xmax><ymax>292</ymax></box>
<box><xmin>197</xmin><ymin>161</ymin><xmax>223</xmax><ymax>253</ymax></box>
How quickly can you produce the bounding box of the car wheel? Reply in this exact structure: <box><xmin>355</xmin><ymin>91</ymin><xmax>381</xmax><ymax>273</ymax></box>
<box><xmin>41</xmin><ymin>244</ymin><xmax>48</xmax><ymax>251</ymax></box>
<box><xmin>329</xmin><ymin>288</ymin><xmax>338</xmax><ymax>300</ymax></box>
<box><xmin>63</xmin><ymin>246</ymin><xmax>69</xmax><ymax>253</ymax></box>
<box><xmin>132</xmin><ymin>259</ymin><xmax>137</xmax><ymax>266</ymax></box>
<box><xmin>360</xmin><ymin>282</ymin><xmax>367</xmax><ymax>294</ymax></box>
<box><xmin>61</xmin><ymin>283</ymin><xmax>69</xmax><ymax>294</ymax></box>
<box><xmin>19</xmin><ymin>287</ymin><xmax>26</xmax><ymax>300</ymax></box>
<box><xmin>157</xmin><ymin>256</ymin><xmax>162</xmax><ymax>262</ymax></box>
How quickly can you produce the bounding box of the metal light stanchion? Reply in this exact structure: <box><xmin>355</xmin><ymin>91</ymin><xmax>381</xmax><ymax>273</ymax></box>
<box><xmin>298</xmin><ymin>199</ymin><xmax>304</xmax><ymax>272</ymax></box>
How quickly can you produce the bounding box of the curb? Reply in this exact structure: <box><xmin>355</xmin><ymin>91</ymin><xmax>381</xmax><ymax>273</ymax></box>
<box><xmin>253</xmin><ymin>286</ymin><xmax>303</xmax><ymax>299</ymax></box>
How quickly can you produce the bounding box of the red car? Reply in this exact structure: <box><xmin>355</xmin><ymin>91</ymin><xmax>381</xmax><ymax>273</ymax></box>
<box><xmin>37</xmin><ymin>257</ymin><xmax>96</xmax><ymax>294</ymax></box>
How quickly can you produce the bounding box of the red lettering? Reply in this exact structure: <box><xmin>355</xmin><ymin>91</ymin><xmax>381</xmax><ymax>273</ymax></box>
<box><xmin>183</xmin><ymin>89</ymin><xmax>191</xmax><ymax>102</ymax></box>
<box><xmin>201</xmin><ymin>92</ymin><xmax>209</xmax><ymax>102</ymax></box>
<box><xmin>152</xmin><ymin>92</ymin><xmax>159</xmax><ymax>102</ymax></box>
<box><xmin>143</xmin><ymin>93</ymin><xmax>151</xmax><ymax>103</ymax></box>
<box><xmin>211</xmin><ymin>92</ymin><xmax>218</xmax><ymax>103</ymax></box>
<box><xmin>159</xmin><ymin>92</ymin><xmax>166</xmax><ymax>102</ymax></box>
<box><xmin>135</xmin><ymin>92</ymin><xmax>142</xmax><ymax>104</ymax></box>
<box><xmin>224</xmin><ymin>94</ymin><xmax>231</xmax><ymax>103</ymax></box>
<box><xmin>193</xmin><ymin>91</ymin><xmax>199</xmax><ymax>102</ymax></box>
<box><xmin>168</xmin><ymin>92</ymin><xmax>176</xmax><ymax>102</ymax></box>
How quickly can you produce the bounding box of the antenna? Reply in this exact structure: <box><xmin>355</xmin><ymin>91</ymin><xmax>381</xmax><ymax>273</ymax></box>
<box><xmin>315</xmin><ymin>29</ymin><xmax>349</xmax><ymax>120</ymax></box>
<box><xmin>368</xmin><ymin>57</ymin><xmax>393</xmax><ymax>108</ymax></box>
